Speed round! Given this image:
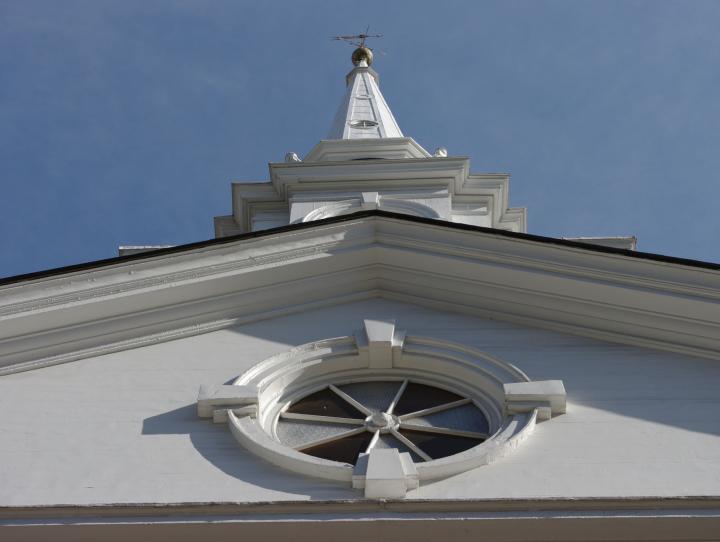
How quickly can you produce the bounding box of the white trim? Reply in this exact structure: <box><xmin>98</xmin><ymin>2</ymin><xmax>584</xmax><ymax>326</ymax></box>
<box><xmin>227</xmin><ymin>412</ymin><xmax>354</xmax><ymax>481</ymax></box>
<box><xmin>220</xmin><ymin>152</ymin><xmax>525</xmax><ymax>235</ymax></box>
<box><xmin>328</xmin><ymin>384</ymin><xmax>373</xmax><ymax>416</ymax></box>
<box><xmin>3</xmin><ymin>214</ymin><xmax>720</xmax><ymax>376</ymax></box>
<box><xmin>386</xmin><ymin>379</ymin><xmax>408</xmax><ymax>415</ymax></box>
<box><xmin>297</xmin><ymin>197</ymin><xmax>441</xmax><ymax>224</ymax></box>
<box><xmin>390</xmin><ymin>429</ymin><xmax>432</xmax><ymax>461</ymax></box>
<box><xmin>304</xmin><ymin>138</ymin><xmax>431</xmax><ymax>162</ymax></box>
<box><xmin>399</xmin><ymin>423</ymin><xmax>489</xmax><ymax>439</ymax></box>
<box><xmin>398</xmin><ymin>398</ymin><xmax>472</xmax><ymax>420</ymax></box>
<box><xmin>295</xmin><ymin>427</ymin><xmax>367</xmax><ymax>451</ymax></box>
<box><xmin>279</xmin><ymin>412</ymin><xmax>365</xmax><ymax>425</ymax></box>
<box><xmin>198</xmin><ymin>321</ymin><xmax>554</xmax><ymax>497</ymax></box>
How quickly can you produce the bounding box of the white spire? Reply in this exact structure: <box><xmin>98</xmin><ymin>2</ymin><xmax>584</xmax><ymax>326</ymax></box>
<box><xmin>327</xmin><ymin>55</ymin><xmax>404</xmax><ymax>140</ymax></box>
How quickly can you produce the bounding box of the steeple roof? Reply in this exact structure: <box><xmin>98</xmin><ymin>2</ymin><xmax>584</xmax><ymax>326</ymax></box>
<box><xmin>327</xmin><ymin>55</ymin><xmax>404</xmax><ymax>140</ymax></box>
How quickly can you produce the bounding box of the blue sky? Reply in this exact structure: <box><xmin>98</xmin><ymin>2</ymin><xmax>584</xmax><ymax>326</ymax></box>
<box><xmin>2</xmin><ymin>0</ymin><xmax>720</xmax><ymax>278</ymax></box>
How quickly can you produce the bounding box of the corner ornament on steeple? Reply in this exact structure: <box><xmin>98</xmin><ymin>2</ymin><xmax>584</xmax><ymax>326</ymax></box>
<box><xmin>328</xmin><ymin>30</ymin><xmax>404</xmax><ymax>140</ymax></box>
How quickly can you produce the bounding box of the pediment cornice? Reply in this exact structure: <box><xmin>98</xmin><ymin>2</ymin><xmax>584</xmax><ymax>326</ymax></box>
<box><xmin>2</xmin><ymin>212</ymin><xmax>720</xmax><ymax>375</ymax></box>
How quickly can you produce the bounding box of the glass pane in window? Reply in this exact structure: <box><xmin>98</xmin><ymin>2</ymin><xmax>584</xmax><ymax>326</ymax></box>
<box><xmin>393</xmin><ymin>382</ymin><xmax>464</xmax><ymax>416</ymax></box>
<box><xmin>286</xmin><ymin>387</ymin><xmax>365</xmax><ymax>418</ymax></box>
<box><xmin>406</xmin><ymin>403</ymin><xmax>489</xmax><ymax>435</ymax></box>
<box><xmin>276</xmin><ymin>419</ymin><xmax>359</xmax><ymax>449</ymax></box>
<box><xmin>302</xmin><ymin>431</ymin><xmax>374</xmax><ymax>465</ymax></box>
<box><xmin>399</xmin><ymin>428</ymin><xmax>483</xmax><ymax>459</ymax></box>
<box><xmin>374</xmin><ymin>433</ymin><xmax>425</xmax><ymax>463</ymax></box>
<box><xmin>338</xmin><ymin>381</ymin><xmax>401</xmax><ymax>413</ymax></box>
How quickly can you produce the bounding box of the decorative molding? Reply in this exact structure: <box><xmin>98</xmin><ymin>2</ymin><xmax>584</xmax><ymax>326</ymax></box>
<box><xmin>380</xmin><ymin>197</ymin><xmax>442</xmax><ymax>219</ymax></box>
<box><xmin>2</xmin><ymin>214</ymin><xmax>720</xmax><ymax>376</ymax></box>
<box><xmin>197</xmin><ymin>384</ymin><xmax>259</xmax><ymax>418</ymax></box>
<box><xmin>296</xmin><ymin>194</ymin><xmax>442</xmax><ymax>224</ymax></box>
<box><xmin>352</xmin><ymin>448</ymin><xmax>419</xmax><ymax>498</ymax></box>
<box><xmin>196</xmin><ymin>322</ymin><xmax>556</xmax><ymax>498</ymax></box>
<box><xmin>216</xmin><ymin>152</ymin><xmax>525</xmax><ymax>235</ymax></box>
<box><xmin>304</xmin><ymin>138</ymin><xmax>431</xmax><ymax>162</ymax></box>
<box><xmin>504</xmin><ymin>380</ymin><xmax>567</xmax><ymax>421</ymax></box>
<box><xmin>3</xmin><ymin>496</ymin><xmax>720</xmax><ymax>519</ymax></box>
<box><xmin>3</xmin><ymin>499</ymin><xmax>719</xmax><ymax>540</ymax></box>
<box><xmin>356</xmin><ymin>318</ymin><xmax>405</xmax><ymax>369</ymax></box>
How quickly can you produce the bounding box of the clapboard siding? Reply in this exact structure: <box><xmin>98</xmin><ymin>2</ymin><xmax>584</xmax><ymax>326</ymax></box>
<box><xmin>1</xmin><ymin>297</ymin><xmax>718</xmax><ymax>506</ymax></box>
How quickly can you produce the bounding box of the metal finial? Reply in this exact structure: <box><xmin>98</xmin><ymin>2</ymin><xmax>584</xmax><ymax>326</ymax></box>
<box><xmin>331</xmin><ymin>26</ymin><xmax>382</xmax><ymax>66</ymax></box>
<box><xmin>351</xmin><ymin>46</ymin><xmax>373</xmax><ymax>66</ymax></box>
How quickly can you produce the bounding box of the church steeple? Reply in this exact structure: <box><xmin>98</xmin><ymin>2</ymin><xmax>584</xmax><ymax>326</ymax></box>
<box><xmin>212</xmin><ymin>42</ymin><xmax>527</xmax><ymax>238</ymax></box>
<box><xmin>327</xmin><ymin>46</ymin><xmax>404</xmax><ymax>140</ymax></box>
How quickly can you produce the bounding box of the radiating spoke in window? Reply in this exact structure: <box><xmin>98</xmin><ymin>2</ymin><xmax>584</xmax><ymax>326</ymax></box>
<box><xmin>328</xmin><ymin>384</ymin><xmax>373</xmax><ymax>416</ymax></box>
<box><xmin>397</xmin><ymin>398</ymin><xmax>472</xmax><ymax>421</ymax></box>
<box><xmin>340</xmin><ymin>381</ymin><xmax>403</xmax><ymax>413</ymax></box>
<box><xmin>390</xmin><ymin>428</ymin><xmax>433</xmax><ymax>461</ymax></box>
<box><xmin>371</xmin><ymin>431</ymin><xmax>424</xmax><ymax>462</ymax></box>
<box><xmin>398</xmin><ymin>428</ymin><xmax>483</xmax><ymax>459</ymax></box>
<box><xmin>393</xmin><ymin>382</ymin><xmax>466</xmax><ymax>416</ymax></box>
<box><xmin>398</xmin><ymin>423</ymin><xmax>488</xmax><ymax>440</ymax></box>
<box><xmin>280</xmin><ymin>412</ymin><xmax>365</xmax><ymax>425</ymax></box>
<box><xmin>401</xmin><ymin>402</ymin><xmax>490</xmax><ymax>435</ymax></box>
<box><xmin>275</xmin><ymin>380</ymin><xmax>490</xmax><ymax>465</ymax></box>
<box><xmin>386</xmin><ymin>379</ymin><xmax>408</xmax><ymax>415</ymax></box>
<box><xmin>276</xmin><ymin>418</ymin><xmax>363</xmax><ymax>450</ymax></box>
<box><xmin>364</xmin><ymin>429</ymin><xmax>381</xmax><ymax>454</ymax></box>
<box><xmin>295</xmin><ymin>427</ymin><xmax>367</xmax><ymax>451</ymax></box>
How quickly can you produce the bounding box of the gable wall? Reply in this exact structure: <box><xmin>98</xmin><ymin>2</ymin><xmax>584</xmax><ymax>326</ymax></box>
<box><xmin>1</xmin><ymin>298</ymin><xmax>718</xmax><ymax>506</ymax></box>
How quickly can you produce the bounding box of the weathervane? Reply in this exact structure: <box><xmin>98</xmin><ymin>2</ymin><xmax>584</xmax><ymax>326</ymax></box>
<box><xmin>331</xmin><ymin>26</ymin><xmax>382</xmax><ymax>66</ymax></box>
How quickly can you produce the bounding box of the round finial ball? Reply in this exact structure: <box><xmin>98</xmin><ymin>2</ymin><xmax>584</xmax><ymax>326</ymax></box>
<box><xmin>351</xmin><ymin>46</ymin><xmax>373</xmax><ymax>66</ymax></box>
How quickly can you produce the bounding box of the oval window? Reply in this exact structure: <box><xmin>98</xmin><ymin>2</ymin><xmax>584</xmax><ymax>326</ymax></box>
<box><xmin>349</xmin><ymin>119</ymin><xmax>379</xmax><ymax>128</ymax></box>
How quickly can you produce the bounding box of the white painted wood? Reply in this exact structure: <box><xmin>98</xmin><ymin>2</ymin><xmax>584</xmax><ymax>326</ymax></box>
<box><xmin>197</xmin><ymin>384</ymin><xmax>258</xmax><ymax>418</ymax></box>
<box><xmin>3</xmin><ymin>45</ymin><xmax>717</xmax><ymax>537</ymax></box>
<box><xmin>328</xmin><ymin>384</ymin><xmax>373</xmax><ymax>416</ymax></box>
<box><xmin>295</xmin><ymin>427</ymin><xmax>366</xmax><ymax>452</ymax></box>
<box><xmin>398</xmin><ymin>398</ymin><xmax>472</xmax><ymax>420</ymax></box>
<box><xmin>219</xmin><ymin>321</ymin><xmax>533</xmax><ymax>484</ymax></box>
<box><xmin>4</xmin><ymin>214</ymin><xmax>719</xmax><ymax>376</ymax></box>
<box><xmin>215</xmin><ymin>147</ymin><xmax>524</xmax><ymax>235</ymax></box>
<box><xmin>1</xmin><ymin>299</ymin><xmax>720</xmax><ymax>507</ymax></box>
<box><xmin>212</xmin><ymin>405</ymin><xmax>257</xmax><ymax>423</ymax></box>
<box><xmin>363</xmin><ymin>318</ymin><xmax>396</xmax><ymax>369</ymax></box>
<box><xmin>360</xmin><ymin>191</ymin><xmax>379</xmax><ymax>210</ymax></box>
<box><xmin>390</xmin><ymin>429</ymin><xmax>433</xmax><ymax>462</ymax></box>
<box><xmin>386</xmin><ymin>379</ymin><xmax>408</xmax><ymax>415</ymax></box>
<box><xmin>304</xmin><ymin>137</ymin><xmax>431</xmax><ymax>162</ymax></box>
<box><xmin>228</xmin><ymin>412</ymin><xmax>354</xmax><ymax>482</ymax></box>
<box><xmin>507</xmin><ymin>400</ymin><xmax>553</xmax><ymax>421</ymax></box>
<box><xmin>327</xmin><ymin>60</ymin><xmax>403</xmax><ymax>140</ymax></box>
<box><xmin>279</xmin><ymin>412</ymin><xmax>365</xmax><ymax>425</ymax></box>
<box><xmin>364</xmin><ymin>448</ymin><xmax>413</xmax><ymax>499</ymax></box>
<box><xmin>504</xmin><ymin>380</ymin><xmax>567</xmax><ymax>416</ymax></box>
<box><xmin>400</xmin><ymin>451</ymin><xmax>420</xmax><ymax>490</ymax></box>
<box><xmin>398</xmin><ymin>423</ymin><xmax>489</xmax><ymax>440</ymax></box>
<box><xmin>364</xmin><ymin>430</ymin><xmax>381</xmax><ymax>454</ymax></box>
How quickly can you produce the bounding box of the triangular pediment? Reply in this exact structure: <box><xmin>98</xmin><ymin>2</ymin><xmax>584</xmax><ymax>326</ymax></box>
<box><xmin>2</xmin><ymin>211</ymin><xmax>720</xmax><ymax>375</ymax></box>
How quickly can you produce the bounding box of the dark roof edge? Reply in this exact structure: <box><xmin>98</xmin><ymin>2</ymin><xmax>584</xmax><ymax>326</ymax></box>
<box><xmin>2</xmin><ymin>210</ymin><xmax>719</xmax><ymax>287</ymax></box>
